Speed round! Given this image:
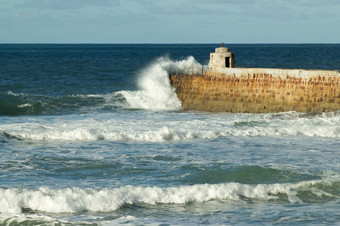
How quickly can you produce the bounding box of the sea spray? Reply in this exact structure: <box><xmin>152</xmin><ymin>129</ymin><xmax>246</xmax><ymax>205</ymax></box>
<box><xmin>119</xmin><ymin>56</ymin><xmax>202</xmax><ymax>110</ymax></box>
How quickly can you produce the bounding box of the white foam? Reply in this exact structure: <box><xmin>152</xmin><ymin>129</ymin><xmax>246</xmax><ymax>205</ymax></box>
<box><xmin>2</xmin><ymin>111</ymin><xmax>340</xmax><ymax>142</ymax></box>
<box><xmin>0</xmin><ymin>214</ymin><xmax>62</xmax><ymax>225</ymax></box>
<box><xmin>118</xmin><ymin>56</ymin><xmax>202</xmax><ymax>110</ymax></box>
<box><xmin>17</xmin><ymin>103</ymin><xmax>33</xmax><ymax>108</ymax></box>
<box><xmin>6</xmin><ymin>91</ymin><xmax>24</xmax><ymax>97</ymax></box>
<box><xmin>0</xmin><ymin>180</ymin><xmax>336</xmax><ymax>214</ymax></box>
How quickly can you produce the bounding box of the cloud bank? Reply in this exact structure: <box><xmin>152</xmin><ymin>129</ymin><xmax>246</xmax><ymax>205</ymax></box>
<box><xmin>1</xmin><ymin>0</ymin><xmax>339</xmax><ymax>43</ymax></box>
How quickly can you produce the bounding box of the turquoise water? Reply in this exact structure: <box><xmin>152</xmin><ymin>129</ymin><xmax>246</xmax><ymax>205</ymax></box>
<box><xmin>0</xmin><ymin>44</ymin><xmax>340</xmax><ymax>225</ymax></box>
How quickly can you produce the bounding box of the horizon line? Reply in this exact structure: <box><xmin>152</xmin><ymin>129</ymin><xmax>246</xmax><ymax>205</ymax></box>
<box><xmin>1</xmin><ymin>42</ymin><xmax>340</xmax><ymax>45</ymax></box>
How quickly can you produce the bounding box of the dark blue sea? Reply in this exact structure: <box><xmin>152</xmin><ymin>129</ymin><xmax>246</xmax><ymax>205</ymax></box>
<box><xmin>0</xmin><ymin>44</ymin><xmax>340</xmax><ymax>225</ymax></box>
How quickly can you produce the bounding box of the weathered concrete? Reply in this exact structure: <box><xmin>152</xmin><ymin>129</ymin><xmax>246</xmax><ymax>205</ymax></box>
<box><xmin>209</xmin><ymin>47</ymin><xmax>235</xmax><ymax>70</ymax></box>
<box><xmin>170</xmin><ymin>47</ymin><xmax>340</xmax><ymax>113</ymax></box>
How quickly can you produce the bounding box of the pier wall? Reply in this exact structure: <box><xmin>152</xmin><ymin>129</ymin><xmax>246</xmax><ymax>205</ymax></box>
<box><xmin>170</xmin><ymin>68</ymin><xmax>340</xmax><ymax>113</ymax></box>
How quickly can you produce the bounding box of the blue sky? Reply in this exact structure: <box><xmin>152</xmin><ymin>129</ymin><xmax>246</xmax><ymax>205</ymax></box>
<box><xmin>1</xmin><ymin>0</ymin><xmax>340</xmax><ymax>43</ymax></box>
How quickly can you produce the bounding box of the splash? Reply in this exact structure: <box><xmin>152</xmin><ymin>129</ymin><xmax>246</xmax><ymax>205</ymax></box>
<box><xmin>118</xmin><ymin>56</ymin><xmax>202</xmax><ymax>110</ymax></box>
<box><xmin>0</xmin><ymin>56</ymin><xmax>202</xmax><ymax>114</ymax></box>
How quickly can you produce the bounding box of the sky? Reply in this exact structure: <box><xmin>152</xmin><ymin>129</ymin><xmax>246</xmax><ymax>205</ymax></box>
<box><xmin>1</xmin><ymin>0</ymin><xmax>340</xmax><ymax>43</ymax></box>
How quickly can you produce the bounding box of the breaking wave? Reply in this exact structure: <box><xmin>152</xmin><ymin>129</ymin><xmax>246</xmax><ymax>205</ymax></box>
<box><xmin>118</xmin><ymin>56</ymin><xmax>201</xmax><ymax>110</ymax></box>
<box><xmin>2</xmin><ymin>111</ymin><xmax>340</xmax><ymax>142</ymax></box>
<box><xmin>0</xmin><ymin>56</ymin><xmax>201</xmax><ymax>115</ymax></box>
<box><xmin>0</xmin><ymin>180</ymin><xmax>339</xmax><ymax>214</ymax></box>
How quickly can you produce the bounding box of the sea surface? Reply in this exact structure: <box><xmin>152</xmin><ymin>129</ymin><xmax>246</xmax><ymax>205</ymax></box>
<box><xmin>0</xmin><ymin>44</ymin><xmax>340</xmax><ymax>225</ymax></box>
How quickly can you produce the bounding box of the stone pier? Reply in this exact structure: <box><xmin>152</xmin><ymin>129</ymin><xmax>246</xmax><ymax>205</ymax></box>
<box><xmin>170</xmin><ymin>46</ymin><xmax>340</xmax><ymax>113</ymax></box>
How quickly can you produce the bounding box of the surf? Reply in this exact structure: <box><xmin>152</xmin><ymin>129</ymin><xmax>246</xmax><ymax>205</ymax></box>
<box><xmin>2</xmin><ymin>111</ymin><xmax>340</xmax><ymax>142</ymax></box>
<box><xmin>0</xmin><ymin>179</ymin><xmax>338</xmax><ymax>214</ymax></box>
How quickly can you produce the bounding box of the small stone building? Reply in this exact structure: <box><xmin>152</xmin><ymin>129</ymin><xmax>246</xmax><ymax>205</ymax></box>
<box><xmin>209</xmin><ymin>46</ymin><xmax>235</xmax><ymax>70</ymax></box>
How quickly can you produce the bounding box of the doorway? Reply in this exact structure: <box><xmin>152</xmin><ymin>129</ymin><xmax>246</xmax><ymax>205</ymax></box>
<box><xmin>225</xmin><ymin>57</ymin><xmax>230</xmax><ymax>67</ymax></box>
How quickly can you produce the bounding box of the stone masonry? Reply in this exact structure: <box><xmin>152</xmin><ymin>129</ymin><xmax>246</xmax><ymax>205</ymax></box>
<box><xmin>170</xmin><ymin>47</ymin><xmax>340</xmax><ymax>113</ymax></box>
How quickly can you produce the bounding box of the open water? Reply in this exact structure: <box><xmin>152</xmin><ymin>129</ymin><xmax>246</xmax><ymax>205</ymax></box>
<box><xmin>0</xmin><ymin>44</ymin><xmax>340</xmax><ymax>225</ymax></box>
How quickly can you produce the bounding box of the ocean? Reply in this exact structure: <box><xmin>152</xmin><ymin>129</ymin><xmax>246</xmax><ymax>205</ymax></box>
<box><xmin>0</xmin><ymin>44</ymin><xmax>340</xmax><ymax>225</ymax></box>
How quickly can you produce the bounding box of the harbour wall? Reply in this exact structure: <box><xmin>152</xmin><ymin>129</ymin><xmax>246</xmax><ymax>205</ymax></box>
<box><xmin>170</xmin><ymin>68</ymin><xmax>340</xmax><ymax>113</ymax></box>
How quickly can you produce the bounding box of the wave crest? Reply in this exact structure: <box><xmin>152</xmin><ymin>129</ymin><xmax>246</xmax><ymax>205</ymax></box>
<box><xmin>1</xmin><ymin>180</ymin><xmax>338</xmax><ymax>214</ymax></box>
